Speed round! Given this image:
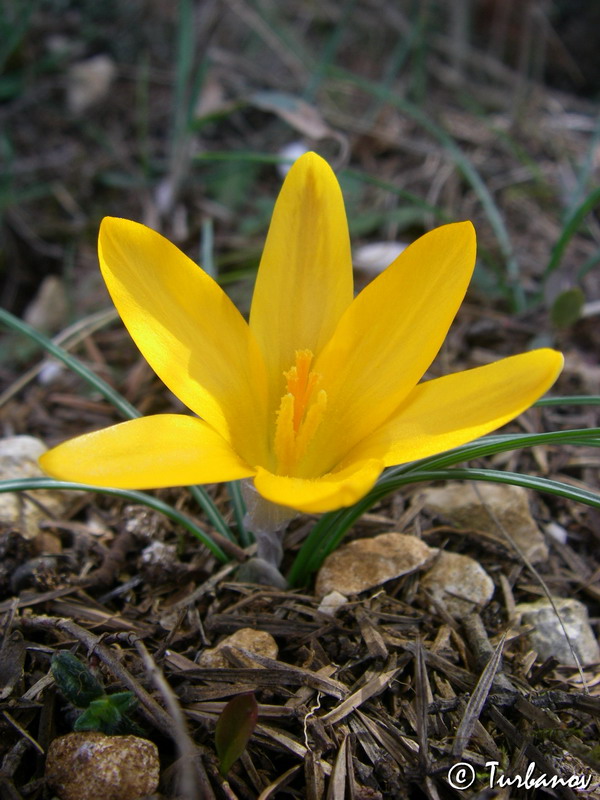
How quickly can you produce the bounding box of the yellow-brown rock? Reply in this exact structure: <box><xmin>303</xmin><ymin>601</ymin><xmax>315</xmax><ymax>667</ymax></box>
<box><xmin>198</xmin><ymin>627</ymin><xmax>278</xmax><ymax>668</ymax></box>
<box><xmin>315</xmin><ymin>532</ymin><xmax>433</xmax><ymax>597</ymax></box>
<box><xmin>419</xmin><ymin>482</ymin><xmax>548</xmax><ymax>563</ymax></box>
<box><xmin>421</xmin><ymin>550</ymin><xmax>495</xmax><ymax>618</ymax></box>
<box><xmin>45</xmin><ymin>732</ymin><xmax>159</xmax><ymax>800</ymax></box>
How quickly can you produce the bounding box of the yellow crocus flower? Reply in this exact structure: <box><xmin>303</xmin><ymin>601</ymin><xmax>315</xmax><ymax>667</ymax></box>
<box><xmin>40</xmin><ymin>153</ymin><xmax>563</xmax><ymax>514</ymax></box>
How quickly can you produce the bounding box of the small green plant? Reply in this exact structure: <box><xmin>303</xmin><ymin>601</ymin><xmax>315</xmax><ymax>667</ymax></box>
<box><xmin>51</xmin><ymin>651</ymin><xmax>140</xmax><ymax>735</ymax></box>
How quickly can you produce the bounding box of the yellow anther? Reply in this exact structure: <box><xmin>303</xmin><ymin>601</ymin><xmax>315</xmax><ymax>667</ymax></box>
<box><xmin>274</xmin><ymin>393</ymin><xmax>295</xmax><ymax>476</ymax></box>
<box><xmin>274</xmin><ymin>350</ymin><xmax>327</xmax><ymax>475</ymax></box>
<box><xmin>294</xmin><ymin>389</ymin><xmax>327</xmax><ymax>458</ymax></box>
<box><xmin>284</xmin><ymin>349</ymin><xmax>318</xmax><ymax>432</ymax></box>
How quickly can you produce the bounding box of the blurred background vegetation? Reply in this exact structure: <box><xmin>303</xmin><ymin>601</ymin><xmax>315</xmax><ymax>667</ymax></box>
<box><xmin>1</xmin><ymin>0</ymin><xmax>599</xmax><ymax>362</ymax></box>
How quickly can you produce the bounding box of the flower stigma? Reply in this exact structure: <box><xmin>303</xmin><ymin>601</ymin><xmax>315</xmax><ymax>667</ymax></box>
<box><xmin>274</xmin><ymin>349</ymin><xmax>327</xmax><ymax>475</ymax></box>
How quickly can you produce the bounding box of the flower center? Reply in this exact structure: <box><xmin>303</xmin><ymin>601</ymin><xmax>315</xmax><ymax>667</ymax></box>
<box><xmin>274</xmin><ymin>349</ymin><xmax>327</xmax><ymax>475</ymax></box>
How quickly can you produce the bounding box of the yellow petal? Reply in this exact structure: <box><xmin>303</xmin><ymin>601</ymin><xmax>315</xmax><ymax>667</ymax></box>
<box><xmin>253</xmin><ymin>458</ymin><xmax>384</xmax><ymax>514</ymax></box>
<box><xmin>98</xmin><ymin>218</ymin><xmax>268</xmax><ymax>463</ymax></box>
<box><xmin>344</xmin><ymin>349</ymin><xmax>564</xmax><ymax>466</ymax></box>
<box><xmin>39</xmin><ymin>415</ymin><xmax>254</xmax><ymax>488</ymax></box>
<box><xmin>249</xmin><ymin>152</ymin><xmax>353</xmax><ymax>406</ymax></box>
<box><xmin>308</xmin><ymin>222</ymin><xmax>476</xmax><ymax>473</ymax></box>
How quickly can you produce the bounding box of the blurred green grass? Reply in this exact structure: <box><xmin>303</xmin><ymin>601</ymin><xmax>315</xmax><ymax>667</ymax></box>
<box><xmin>1</xmin><ymin>0</ymin><xmax>599</xmax><ymax>324</ymax></box>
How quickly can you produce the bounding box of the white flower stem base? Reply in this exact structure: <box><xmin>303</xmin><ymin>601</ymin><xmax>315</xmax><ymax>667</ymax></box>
<box><xmin>237</xmin><ymin>480</ymin><xmax>297</xmax><ymax>587</ymax></box>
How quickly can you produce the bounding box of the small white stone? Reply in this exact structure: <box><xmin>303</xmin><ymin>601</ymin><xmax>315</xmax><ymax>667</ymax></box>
<box><xmin>421</xmin><ymin>550</ymin><xmax>495</xmax><ymax>618</ymax></box>
<box><xmin>317</xmin><ymin>591</ymin><xmax>348</xmax><ymax>616</ymax></box>
<box><xmin>23</xmin><ymin>276</ymin><xmax>68</xmax><ymax>334</ymax></box>
<box><xmin>353</xmin><ymin>241</ymin><xmax>407</xmax><ymax>274</ymax></box>
<box><xmin>140</xmin><ymin>540</ymin><xmax>177</xmax><ymax>565</ymax></box>
<box><xmin>0</xmin><ymin>436</ymin><xmax>46</xmax><ymax>461</ymax></box>
<box><xmin>198</xmin><ymin>628</ymin><xmax>278</xmax><ymax>668</ymax></box>
<box><xmin>38</xmin><ymin>360</ymin><xmax>65</xmax><ymax>386</ymax></box>
<box><xmin>544</xmin><ymin>521</ymin><xmax>568</xmax><ymax>544</ymax></box>
<box><xmin>67</xmin><ymin>55</ymin><xmax>117</xmax><ymax>114</ymax></box>
<box><xmin>0</xmin><ymin>436</ymin><xmax>71</xmax><ymax>539</ymax></box>
<box><xmin>516</xmin><ymin>597</ymin><xmax>600</xmax><ymax>667</ymax></box>
<box><xmin>315</xmin><ymin>532</ymin><xmax>433</xmax><ymax>597</ymax></box>
<box><xmin>419</xmin><ymin>482</ymin><xmax>548</xmax><ymax>563</ymax></box>
<box><xmin>277</xmin><ymin>141</ymin><xmax>310</xmax><ymax>176</ymax></box>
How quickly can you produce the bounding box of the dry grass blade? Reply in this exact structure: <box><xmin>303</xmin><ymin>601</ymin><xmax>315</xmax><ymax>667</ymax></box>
<box><xmin>401</xmin><ymin>641</ymin><xmax>473</xmax><ymax>692</ymax></box>
<box><xmin>354</xmin><ymin>606</ymin><xmax>389</xmax><ymax>659</ymax></box>
<box><xmin>2</xmin><ymin>711</ymin><xmax>44</xmax><ymax>756</ymax></box>
<box><xmin>486</xmin><ymin>706</ymin><xmax>579</xmax><ymax>800</ymax></box>
<box><xmin>319</xmin><ymin>666</ymin><xmax>401</xmax><ymax>725</ymax></box>
<box><xmin>356</xmin><ymin>709</ymin><xmax>417</xmax><ymax>765</ymax></box>
<box><xmin>348</xmin><ymin>714</ymin><xmax>389</xmax><ymax>765</ymax></box>
<box><xmin>451</xmin><ymin>631</ymin><xmax>508</xmax><ymax>757</ymax></box>
<box><xmin>185</xmin><ymin>701</ymin><xmax>294</xmax><ymax>720</ymax></box>
<box><xmin>0</xmin><ymin>631</ymin><xmax>26</xmax><ymax>701</ymax></box>
<box><xmin>256</xmin><ymin>764</ymin><xmax>303</xmax><ymax>800</ymax></box>
<box><xmin>187</xmin><ymin>655</ymin><xmax>348</xmax><ymax>699</ymax></box>
<box><xmin>304</xmin><ymin>749</ymin><xmax>325</xmax><ymax>800</ymax></box>
<box><xmin>326</xmin><ymin>733</ymin><xmax>348</xmax><ymax>800</ymax></box>
<box><xmin>135</xmin><ymin>639</ymin><xmax>211</xmax><ymax>800</ymax></box>
<box><xmin>254</xmin><ymin>724</ymin><xmax>332</xmax><ymax>776</ymax></box>
<box><xmin>414</xmin><ymin>637</ymin><xmax>430</xmax><ymax>769</ymax></box>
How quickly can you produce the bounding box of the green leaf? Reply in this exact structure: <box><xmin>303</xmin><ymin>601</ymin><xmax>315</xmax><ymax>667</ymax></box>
<box><xmin>74</xmin><ymin>693</ymin><xmax>138</xmax><ymax>735</ymax></box>
<box><xmin>103</xmin><ymin>691</ymin><xmax>138</xmax><ymax>716</ymax></box>
<box><xmin>215</xmin><ymin>692</ymin><xmax>258</xmax><ymax>776</ymax></box>
<box><xmin>51</xmin><ymin>652</ymin><xmax>104</xmax><ymax>707</ymax></box>
<box><xmin>550</xmin><ymin>287</ymin><xmax>585</xmax><ymax>329</ymax></box>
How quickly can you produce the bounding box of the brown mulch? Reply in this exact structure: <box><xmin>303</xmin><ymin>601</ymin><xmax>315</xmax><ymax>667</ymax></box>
<box><xmin>1</xmin><ymin>383</ymin><xmax>600</xmax><ymax>799</ymax></box>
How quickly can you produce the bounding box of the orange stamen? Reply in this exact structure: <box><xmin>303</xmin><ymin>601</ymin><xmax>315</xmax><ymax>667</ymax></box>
<box><xmin>274</xmin><ymin>350</ymin><xmax>327</xmax><ymax>475</ymax></box>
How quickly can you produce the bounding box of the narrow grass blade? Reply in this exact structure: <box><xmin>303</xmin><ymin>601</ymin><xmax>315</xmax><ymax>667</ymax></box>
<box><xmin>0</xmin><ymin>308</ymin><xmax>235</xmax><ymax>542</ymax></box>
<box><xmin>535</xmin><ymin>395</ymin><xmax>600</xmax><ymax>407</ymax></box>
<box><xmin>329</xmin><ymin>68</ymin><xmax>524</xmax><ymax>310</ymax></box>
<box><xmin>389</xmin><ymin>426</ymin><xmax>600</xmax><ymax>475</ymax></box>
<box><xmin>196</xmin><ymin>152</ymin><xmax>449</xmax><ymax>219</ymax></box>
<box><xmin>200</xmin><ymin>216</ymin><xmax>216</xmax><ymax>279</ymax></box>
<box><xmin>452</xmin><ymin>632</ymin><xmax>507</xmax><ymax>756</ymax></box>
<box><xmin>0</xmin><ymin>308</ymin><xmax>139</xmax><ymax>419</ymax></box>
<box><xmin>288</xmin><ymin>464</ymin><xmax>600</xmax><ymax>587</ymax></box>
<box><xmin>0</xmin><ymin>477</ymin><xmax>229</xmax><ymax>562</ymax></box>
<box><xmin>544</xmin><ymin>185</ymin><xmax>600</xmax><ymax>281</ymax></box>
<box><xmin>402</xmin><ymin>468</ymin><xmax>600</xmax><ymax>508</ymax></box>
<box><xmin>227</xmin><ymin>480</ymin><xmax>251</xmax><ymax>547</ymax></box>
